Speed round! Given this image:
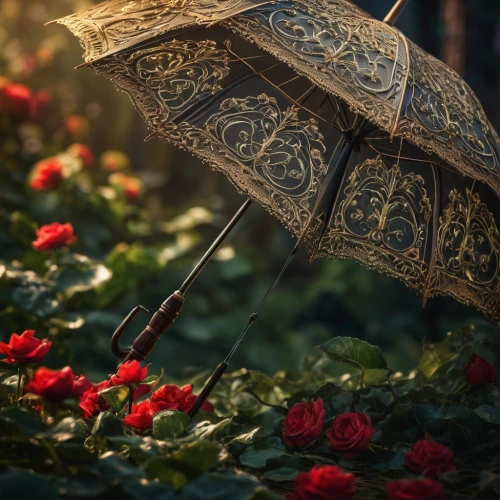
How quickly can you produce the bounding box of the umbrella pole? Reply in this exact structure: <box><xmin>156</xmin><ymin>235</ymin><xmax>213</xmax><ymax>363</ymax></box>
<box><xmin>188</xmin><ymin>240</ymin><xmax>300</xmax><ymax>418</ymax></box>
<box><xmin>111</xmin><ymin>198</ymin><xmax>253</xmax><ymax>363</ymax></box>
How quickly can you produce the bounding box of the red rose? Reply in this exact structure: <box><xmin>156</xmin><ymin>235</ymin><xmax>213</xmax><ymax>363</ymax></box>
<box><xmin>32</xmin><ymin>222</ymin><xmax>77</xmax><ymax>252</ymax></box>
<box><xmin>404</xmin><ymin>439</ymin><xmax>455</xmax><ymax>477</ymax></box>
<box><xmin>79</xmin><ymin>381</ymin><xmax>110</xmax><ymax>419</ymax></box>
<box><xmin>282</xmin><ymin>398</ymin><xmax>325</xmax><ymax>449</ymax></box>
<box><xmin>71</xmin><ymin>375</ymin><xmax>93</xmax><ymax>397</ymax></box>
<box><xmin>463</xmin><ymin>354</ymin><xmax>496</xmax><ymax>386</ymax></box>
<box><xmin>287</xmin><ymin>465</ymin><xmax>355</xmax><ymax>500</ymax></box>
<box><xmin>110</xmin><ymin>360</ymin><xmax>150</xmax><ymax>400</ymax></box>
<box><xmin>327</xmin><ymin>412</ymin><xmax>374</xmax><ymax>458</ymax></box>
<box><xmin>123</xmin><ymin>400</ymin><xmax>159</xmax><ymax>431</ymax></box>
<box><xmin>24</xmin><ymin>366</ymin><xmax>75</xmax><ymax>402</ymax></box>
<box><xmin>0</xmin><ymin>330</ymin><xmax>51</xmax><ymax>364</ymax></box>
<box><xmin>151</xmin><ymin>384</ymin><xmax>213</xmax><ymax>413</ymax></box>
<box><xmin>30</xmin><ymin>158</ymin><xmax>65</xmax><ymax>190</ymax></box>
<box><xmin>386</xmin><ymin>478</ymin><xmax>444</xmax><ymax>500</ymax></box>
<box><xmin>0</xmin><ymin>83</ymin><xmax>33</xmax><ymax>117</ymax></box>
<box><xmin>67</xmin><ymin>143</ymin><xmax>94</xmax><ymax>168</ymax></box>
<box><xmin>110</xmin><ymin>360</ymin><xmax>148</xmax><ymax>386</ymax></box>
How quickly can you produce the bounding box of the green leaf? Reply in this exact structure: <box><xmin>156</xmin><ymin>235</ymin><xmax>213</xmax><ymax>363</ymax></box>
<box><xmin>171</xmin><ymin>440</ymin><xmax>222</xmax><ymax>473</ymax></box>
<box><xmin>91</xmin><ymin>411</ymin><xmax>124</xmax><ymax>438</ymax></box>
<box><xmin>0</xmin><ymin>407</ymin><xmax>46</xmax><ymax>436</ymax></box>
<box><xmin>53</xmin><ymin>261</ymin><xmax>111</xmax><ymax>294</ymax></box>
<box><xmin>263</xmin><ymin>467</ymin><xmax>298</xmax><ymax>482</ymax></box>
<box><xmin>177</xmin><ymin>472</ymin><xmax>262</xmax><ymax>500</ymax></box>
<box><xmin>0</xmin><ymin>471</ymin><xmax>57</xmax><ymax>499</ymax></box>
<box><xmin>153</xmin><ymin>410</ymin><xmax>191</xmax><ymax>440</ymax></box>
<box><xmin>364</xmin><ymin>368</ymin><xmax>390</xmax><ymax>386</ymax></box>
<box><xmin>475</xmin><ymin>405</ymin><xmax>500</xmax><ymax>424</ymax></box>
<box><xmin>99</xmin><ymin>385</ymin><xmax>130</xmax><ymax>413</ymax></box>
<box><xmin>123</xmin><ymin>481</ymin><xmax>176</xmax><ymax>500</ymax></box>
<box><xmin>319</xmin><ymin>337</ymin><xmax>388</xmax><ymax>371</ymax></box>
<box><xmin>418</xmin><ymin>342</ymin><xmax>457</xmax><ymax>379</ymax></box>
<box><xmin>239</xmin><ymin>449</ymin><xmax>286</xmax><ymax>468</ymax></box>
<box><xmin>12</xmin><ymin>283</ymin><xmax>60</xmax><ymax>318</ymax></box>
<box><xmin>188</xmin><ymin>418</ymin><xmax>231</xmax><ymax>440</ymax></box>
<box><xmin>145</xmin><ymin>458</ymin><xmax>188</xmax><ymax>489</ymax></box>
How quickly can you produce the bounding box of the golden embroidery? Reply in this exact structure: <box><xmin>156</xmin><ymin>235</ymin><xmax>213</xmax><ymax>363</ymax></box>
<box><xmin>315</xmin><ymin>157</ymin><xmax>431</xmax><ymax>290</ymax></box>
<box><xmin>226</xmin><ymin>1</ymin><xmax>500</xmax><ymax>195</ymax></box>
<box><xmin>93</xmin><ymin>39</ymin><xmax>230</xmax><ymax>126</ymax></box>
<box><xmin>430</xmin><ymin>188</ymin><xmax>500</xmax><ymax>324</ymax></box>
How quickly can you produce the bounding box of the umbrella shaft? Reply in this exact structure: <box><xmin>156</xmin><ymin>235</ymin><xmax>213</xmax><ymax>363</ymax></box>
<box><xmin>179</xmin><ymin>198</ymin><xmax>253</xmax><ymax>294</ymax></box>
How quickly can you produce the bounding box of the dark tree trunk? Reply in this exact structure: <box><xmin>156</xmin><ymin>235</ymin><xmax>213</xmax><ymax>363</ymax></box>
<box><xmin>441</xmin><ymin>0</ymin><xmax>466</xmax><ymax>75</ymax></box>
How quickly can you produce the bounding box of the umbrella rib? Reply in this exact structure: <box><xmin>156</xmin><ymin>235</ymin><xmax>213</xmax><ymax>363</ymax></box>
<box><xmin>224</xmin><ymin>41</ymin><xmax>343</xmax><ymax>131</ymax></box>
<box><xmin>422</xmin><ymin>163</ymin><xmax>442</xmax><ymax>303</ymax></box>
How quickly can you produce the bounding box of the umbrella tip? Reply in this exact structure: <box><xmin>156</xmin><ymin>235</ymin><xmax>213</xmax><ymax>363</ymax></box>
<box><xmin>44</xmin><ymin>19</ymin><xmax>58</xmax><ymax>26</ymax></box>
<box><xmin>384</xmin><ymin>0</ymin><xmax>410</xmax><ymax>26</ymax></box>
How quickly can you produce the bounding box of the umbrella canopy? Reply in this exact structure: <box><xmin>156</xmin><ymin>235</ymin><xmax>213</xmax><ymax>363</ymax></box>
<box><xmin>53</xmin><ymin>0</ymin><xmax>500</xmax><ymax>325</ymax></box>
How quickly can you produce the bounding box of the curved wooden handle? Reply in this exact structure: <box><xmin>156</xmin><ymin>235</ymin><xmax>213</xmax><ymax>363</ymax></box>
<box><xmin>123</xmin><ymin>291</ymin><xmax>185</xmax><ymax>362</ymax></box>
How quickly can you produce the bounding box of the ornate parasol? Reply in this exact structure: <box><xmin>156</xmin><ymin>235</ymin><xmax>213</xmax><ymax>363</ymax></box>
<box><xmin>51</xmin><ymin>0</ymin><xmax>500</xmax><ymax>414</ymax></box>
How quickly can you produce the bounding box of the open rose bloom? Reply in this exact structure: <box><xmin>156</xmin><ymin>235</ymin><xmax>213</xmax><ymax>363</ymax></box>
<box><xmin>32</xmin><ymin>222</ymin><xmax>77</xmax><ymax>252</ymax></box>
<box><xmin>0</xmin><ymin>330</ymin><xmax>51</xmax><ymax>365</ymax></box>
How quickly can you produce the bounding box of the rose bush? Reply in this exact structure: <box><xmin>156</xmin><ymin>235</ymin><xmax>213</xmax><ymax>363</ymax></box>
<box><xmin>0</xmin><ymin>325</ymin><xmax>498</xmax><ymax>499</ymax></box>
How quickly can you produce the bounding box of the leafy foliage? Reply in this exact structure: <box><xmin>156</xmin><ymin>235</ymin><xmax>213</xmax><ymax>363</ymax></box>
<box><xmin>0</xmin><ymin>325</ymin><xmax>499</xmax><ymax>498</ymax></box>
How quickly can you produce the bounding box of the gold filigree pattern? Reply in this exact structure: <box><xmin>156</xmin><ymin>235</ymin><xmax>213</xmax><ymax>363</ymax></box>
<box><xmin>228</xmin><ymin>2</ymin><xmax>408</xmax><ymax>133</ymax></box>
<box><xmin>227</xmin><ymin>1</ymin><xmax>500</xmax><ymax>195</ymax></box>
<box><xmin>56</xmin><ymin>0</ymin><xmax>500</xmax><ymax>324</ymax></box>
<box><xmin>316</xmin><ymin>157</ymin><xmax>431</xmax><ymax>290</ymax></box>
<box><xmin>93</xmin><ymin>39</ymin><xmax>230</xmax><ymax>126</ymax></box>
<box><xmin>430</xmin><ymin>188</ymin><xmax>500</xmax><ymax>324</ymax></box>
<box><xmin>167</xmin><ymin>94</ymin><xmax>327</xmax><ymax>234</ymax></box>
<box><xmin>53</xmin><ymin>0</ymin><xmax>266</xmax><ymax>63</ymax></box>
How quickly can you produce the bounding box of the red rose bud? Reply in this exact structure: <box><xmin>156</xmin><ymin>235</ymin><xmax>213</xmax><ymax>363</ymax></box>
<box><xmin>110</xmin><ymin>360</ymin><xmax>148</xmax><ymax>386</ymax></box>
<box><xmin>282</xmin><ymin>398</ymin><xmax>325</xmax><ymax>449</ymax></box>
<box><xmin>67</xmin><ymin>143</ymin><xmax>94</xmax><ymax>168</ymax></box>
<box><xmin>386</xmin><ymin>478</ymin><xmax>444</xmax><ymax>500</ymax></box>
<box><xmin>287</xmin><ymin>465</ymin><xmax>355</xmax><ymax>500</ymax></box>
<box><xmin>24</xmin><ymin>366</ymin><xmax>76</xmax><ymax>402</ymax></box>
<box><xmin>65</xmin><ymin>114</ymin><xmax>89</xmax><ymax>138</ymax></box>
<box><xmin>0</xmin><ymin>330</ymin><xmax>51</xmax><ymax>365</ymax></box>
<box><xmin>404</xmin><ymin>439</ymin><xmax>455</xmax><ymax>477</ymax></box>
<box><xmin>151</xmin><ymin>384</ymin><xmax>213</xmax><ymax>414</ymax></box>
<box><xmin>122</xmin><ymin>400</ymin><xmax>159</xmax><ymax>431</ymax></box>
<box><xmin>327</xmin><ymin>412</ymin><xmax>374</xmax><ymax>458</ymax></box>
<box><xmin>463</xmin><ymin>353</ymin><xmax>497</xmax><ymax>386</ymax></box>
<box><xmin>79</xmin><ymin>381</ymin><xmax>110</xmax><ymax>419</ymax></box>
<box><xmin>32</xmin><ymin>222</ymin><xmax>77</xmax><ymax>252</ymax></box>
<box><xmin>30</xmin><ymin>158</ymin><xmax>65</xmax><ymax>190</ymax></box>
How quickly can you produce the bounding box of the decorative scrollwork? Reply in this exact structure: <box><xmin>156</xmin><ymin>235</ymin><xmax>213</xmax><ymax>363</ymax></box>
<box><xmin>228</xmin><ymin>2</ymin><xmax>408</xmax><ymax>132</ymax></box>
<box><xmin>203</xmin><ymin>94</ymin><xmax>326</xmax><ymax>198</ymax></box>
<box><xmin>226</xmin><ymin>1</ymin><xmax>500</xmax><ymax>195</ymax></box>
<box><xmin>93</xmin><ymin>39</ymin><xmax>230</xmax><ymax>127</ymax></box>
<box><xmin>315</xmin><ymin>157</ymin><xmax>431</xmax><ymax>290</ymax></box>
<box><xmin>431</xmin><ymin>188</ymin><xmax>500</xmax><ymax>324</ymax></box>
<box><xmin>55</xmin><ymin>0</ymin><xmax>257</xmax><ymax>62</ymax></box>
<box><xmin>336</xmin><ymin>157</ymin><xmax>431</xmax><ymax>255</ymax></box>
<box><xmin>396</xmin><ymin>41</ymin><xmax>500</xmax><ymax>190</ymax></box>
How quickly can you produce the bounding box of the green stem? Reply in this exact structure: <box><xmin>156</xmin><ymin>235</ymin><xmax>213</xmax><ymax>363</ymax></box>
<box><xmin>17</xmin><ymin>366</ymin><xmax>22</xmax><ymax>404</ymax></box>
<box><xmin>359</xmin><ymin>369</ymin><xmax>365</xmax><ymax>390</ymax></box>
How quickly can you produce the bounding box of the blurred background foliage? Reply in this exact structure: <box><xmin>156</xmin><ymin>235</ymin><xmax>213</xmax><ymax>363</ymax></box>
<box><xmin>1</xmin><ymin>0</ymin><xmax>499</xmax><ymax>382</ymax></box>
